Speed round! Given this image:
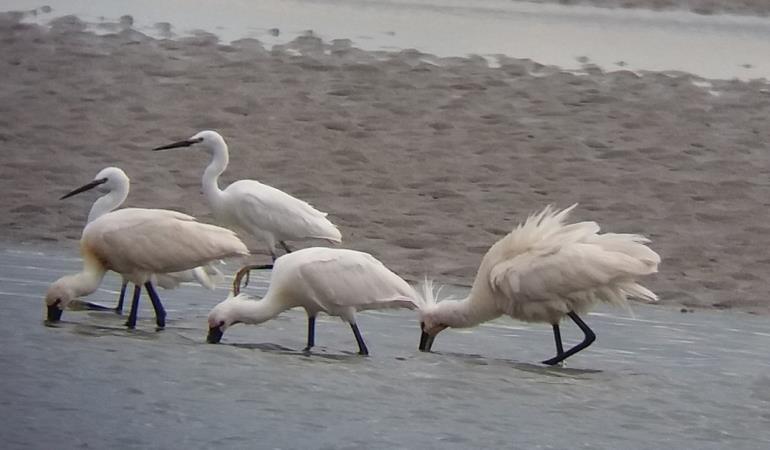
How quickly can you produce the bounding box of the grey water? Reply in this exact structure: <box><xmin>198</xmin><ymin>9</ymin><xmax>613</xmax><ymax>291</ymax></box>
<box><xmin>1</xmin><ymin>245</ymin><xmax>769</xmax><ymax>449</ymax></box>
<box><xmin>5</xmin><ymin>0</ymin><xmax>770</xmax><ymax>80</ymax></box>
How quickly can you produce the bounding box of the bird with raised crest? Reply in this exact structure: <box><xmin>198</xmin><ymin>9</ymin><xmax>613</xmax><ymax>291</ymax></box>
<box><xmin>417</xmin><ymin>204</ymin><xmax>660</xmax><ymax>366</ymax></box>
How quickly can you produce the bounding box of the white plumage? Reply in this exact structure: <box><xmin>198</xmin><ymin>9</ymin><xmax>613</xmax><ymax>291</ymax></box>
<box><xmin>418</xmin><ymin>204</ymin><xmax>660</xmax><ymax>365</ymax></box>
<box><xmin>45</xmin><ymin>207</ymin><xmax>248</xmax><ymax>328</ymax></box>
<box><xmin>60</xmin><ymin>166</ymin><xmax>223</xmax><ymax>315</ymax></box>
<box><xmin>206</xmin><ymin>247</ymin><xmax>421</xmax><ymax>355</ymax></box>
<box><xmin>154</xmin><ymin>130</ymin><xmax>341</xmax><ymax>261</ymax></box>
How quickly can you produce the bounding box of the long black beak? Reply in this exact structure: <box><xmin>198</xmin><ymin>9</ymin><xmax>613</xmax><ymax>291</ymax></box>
<box><xmin>153</xmin><ymin>137</ymin><xmax>202</xmax><ymax>151</ymax></box>
<box><xmin>47</xmin><ymin>303</ymin><xmax>63</xmax><ymax>322</ymax></box>
<box><xmin>60</xmin><ymin>178</ymin><xmax>108</xmax><ymax>200</ymax></box>
<box><xmin>207</xmin><ymin>326</ymin><xmax>224</xmax><ymax>344</ymax></box>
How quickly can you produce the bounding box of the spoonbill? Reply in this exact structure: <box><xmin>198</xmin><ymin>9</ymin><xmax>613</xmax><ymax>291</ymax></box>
<box><xmin>45</xmin><ymin>208</ymin><xmax>248</xmax><ymax>328</ymax></box>
<box><xmin>153</xmin><ymin>131</ymin><xmax>342</xmax><ymax>274</ymax></box>
<box><xmin>60</xmin><ymin>166</ymin><xmax>223</xmax><ymax>316</ymax></box>
<box><xmin>418</xmin><ymin>204</ymin><xmax>660</xmax><ymax>366</ymax></box>
<box><xmin>206</xmin><ymin>247</ymin><xmax>421</xmax><ymax>355</ymax></box>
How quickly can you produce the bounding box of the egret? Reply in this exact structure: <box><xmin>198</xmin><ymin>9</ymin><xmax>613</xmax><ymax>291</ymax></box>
<box><xmin>418</xmin><ymin>204</ymin><xmax>660</xmax><ymax>366</ymax></box>
<box><xmin>153</xmin><ymin>130</ymin><xmax>342</xmax><ymax>276</ymax></box>
<box><xmin>60</xmin><ymin>166</ymin><xmax>223</xmax><ymax>317</ymax></box>
<box><xmin>45</xmin><ymin>208</ymin><xmax>249</xmax><ymax>329</ymax></box>
<box><xmin>206</xmin><ymin>247</ymin><xmax>421</xmax><ymax>355</ymax></box>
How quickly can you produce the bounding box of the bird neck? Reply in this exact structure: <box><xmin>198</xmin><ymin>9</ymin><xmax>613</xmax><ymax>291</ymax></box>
<box><xmin>432</xmin><ymin>293</ymin><xmax>501</xmax><ymax>328</ymax></box>
<box><xmin>87</xmin><ymin>187</ymin><xmax>128</xmax><ymax>223</ymax></box>
<box><xmin>232</xmin><ymin>295</ymin><xmax>288</xmax><ymax>325</ymax></box>
<box><xmin>202</xmin><ymin>141</ymin><xmax>229</xmax><ymax>203</ymax></box>
<box><xmin>69</xmin><ymin>258</ymin><xmax>107</xmax><ymax>297</ymax></box>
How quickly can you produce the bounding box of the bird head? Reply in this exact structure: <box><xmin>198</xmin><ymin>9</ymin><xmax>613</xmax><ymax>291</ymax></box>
<box><xmin>415</xmin><ymin>279</ymin><xmax>451</xmax><ymax>352</ymax></box>
<box><xmin>418</xmin><ymin>310</ymin><xmax>448</xmax><ymax>352</ymax></box>
<box><xmin>44</xmin><ymin>277</ymin><xmax>77</xmax><ymax>323</ymax></box>
<box><xmin>60</xmin><ymin>167</ymin><xmax>129</xmax><ymax>200</ymax></box>
<box><xmin>206</xmin><ymin>293</ymin><xmax>244</xmax><ymax>343</ymax></box>
<box><xmin>153</xmin><ymin>130</ymin><xmax>225</xmax><ymax>155</ymax></box>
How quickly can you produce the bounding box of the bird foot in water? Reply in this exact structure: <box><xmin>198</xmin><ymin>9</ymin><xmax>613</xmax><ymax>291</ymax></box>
<box><xmin>542</xmin><ymin>357</ymin><xmax>567</xmax><ymax>367</ymax></box>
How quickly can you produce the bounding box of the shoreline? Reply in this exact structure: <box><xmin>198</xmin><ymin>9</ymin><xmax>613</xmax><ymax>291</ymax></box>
<box><xmin>9</xmin><ymin>2</ymin><xmax>770</xmax><ymax>81</ymax></box>
<box><xmin>3</xmin><ymin>11</ymin><xmax>770</xmax><ymax>315</ymax></box>
<box><xmin>522</xmin><ymin>0</ymin><xmax>770</xmax><ymax>17</ymax></box>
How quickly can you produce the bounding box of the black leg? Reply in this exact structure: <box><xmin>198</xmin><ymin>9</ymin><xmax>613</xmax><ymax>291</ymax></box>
<box><xmin>144</xmin><ymin>282</ymin><xmax>166</xmax><ymax>329</ymax></box>
<box><xmin>349</xmin><ymin>322</ymin><xmax>369</xmax><ymax>356</ymax></box>
<box><xmin>125</xmin><ymin>284</ymin><xmax>142</xmax><ymax>329</ymax></box>
<box><xmin>279</xmin><ymin>241</ymin><xmax>293</xmax><ymax>254</ymax></box>
<box><xmin>542</xmin><ymin>311</ymin><xmax>596</xmax><ymax>366</ymax></box>
<box><xmin>115</xmin><ymin>281</ymin><xmax>127</xmax><ymax>315</ymax></box>
<box><xmin>552</xmin><ymin>323</ymin><xmax>564</xmax><ymax>356</ymax></box>
<box><xmin>303</xmin><ymin>315</ymin><xmax>316</xmax><ymax>352</ymax></box>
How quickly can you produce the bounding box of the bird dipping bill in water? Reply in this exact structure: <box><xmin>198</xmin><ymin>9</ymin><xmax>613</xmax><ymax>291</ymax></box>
<box><xmin>59</xmin><ymin>166</ymin><xmax>223</xmax><ymax>319</ymax></box>
<box><xmin>206</xmin><ymin>247</ymin><xmax>422</xmax><ymax>355</ymax></box>
<box><xmin>417</xmin><ymin>204</ymin><xmax>660</xmax><ymax>366</ymax></box>
<box><xmin>153</xmin><ymin>131</ymin><xmax>342</xmax><ymax>271</ymax></box>
<box><xmin>45</xmin><ymin>207</ymin><xmax>248</xmax><ymax>328</ymax></box>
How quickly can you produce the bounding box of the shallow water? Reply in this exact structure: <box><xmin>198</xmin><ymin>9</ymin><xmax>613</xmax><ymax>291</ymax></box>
<box><xmin>5</xmin><ymin>0</ymin><xmax>770</xmax><ymax>80</ymax></box>
<box><xmin>2</xmin><ymin>245</ymin><xmax>769</xmax><ymax>449</ymax></box>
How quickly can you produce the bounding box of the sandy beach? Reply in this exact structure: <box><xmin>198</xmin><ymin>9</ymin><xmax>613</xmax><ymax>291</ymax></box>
<box><xmin>2</xmin><ymin>5</ymin><xmax>770</xmax><ymax>315</ymax></box>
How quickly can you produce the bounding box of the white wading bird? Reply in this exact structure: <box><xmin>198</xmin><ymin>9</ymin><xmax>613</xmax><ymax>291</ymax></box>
<box><xmin>153</xmin><ymin>130</ymin><xmax>342</xmax><ymax>278</ymax></box>
<box><xmin>45</xmin><ymin>208</ymin><xmax>249</xmax><ymax>329</ymax></box>
<box><xmin>60</xmin><ymin>166</ymin><xmax>223</xmax><ymax>318</ymax></box>
<box><xmin>206</xmin><ymin>247</ymin><xmax>421</xmax><ymax>355</ymax></box>
<box><xmin>418</xmin><ymin>204</ymin><xmax>660</xmax><ymax>366</ymax></box>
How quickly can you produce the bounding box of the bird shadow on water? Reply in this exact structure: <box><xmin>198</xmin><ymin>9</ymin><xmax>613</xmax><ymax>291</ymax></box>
<box><xmin>226</xmin><ymin>342</ymin><xmax>368</xmax><ymax>362</ymax></box>
<box><xmin>432</xmin><ymin>350</ymin><xmax>603</xmax><ymax>378</ymax></box>
<box><xmin>68</xmin><ymin>323</ymin><xmax>163</xmax><ymax>341</ymax></box>
<box><xmin>228</xmin><ymin>342</ymin><xmax>297</xmax><ymax>354</ymax></box>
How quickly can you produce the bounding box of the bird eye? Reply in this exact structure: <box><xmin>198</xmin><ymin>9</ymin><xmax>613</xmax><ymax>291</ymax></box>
<box><xmin>54</xmin><ymin>299</ymin><xmax>61</xmax><ymax>306</ymax></box>
<box><xmin>219</xmin><ymin>320</ymin><xmax>225</xmax><ymax>327</ymax></box>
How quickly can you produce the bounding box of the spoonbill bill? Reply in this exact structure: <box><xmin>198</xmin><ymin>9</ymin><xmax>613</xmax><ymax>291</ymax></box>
<box><xmin>418</xmin><ymin>204</ymin><xmax>660</xmax><ymax>366</ymax></box>
<box><xmin>45</xmin><ymin>208</ymin><xmax>248</xmax><ymax>328</ymax></box>
<box><xmin>60</xmin><ymin>166</ymin><xmax>223</xmax><ymax>316</ymax></box>
<box><xmin>153</xmin><ymin>131</ymin><xmax>342</xmax><ymax>270</ymax></box>
<box><xmin>206</xmin><ymin>247</ymin><xmax>421</xmax><ymax>355</ymax></box>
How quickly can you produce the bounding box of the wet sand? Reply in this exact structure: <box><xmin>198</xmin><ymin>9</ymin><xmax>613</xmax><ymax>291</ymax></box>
<box><xmin>2</xmin><ymin>10</ymin><xmax>770</xmax><ymax>314</ymax></box>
